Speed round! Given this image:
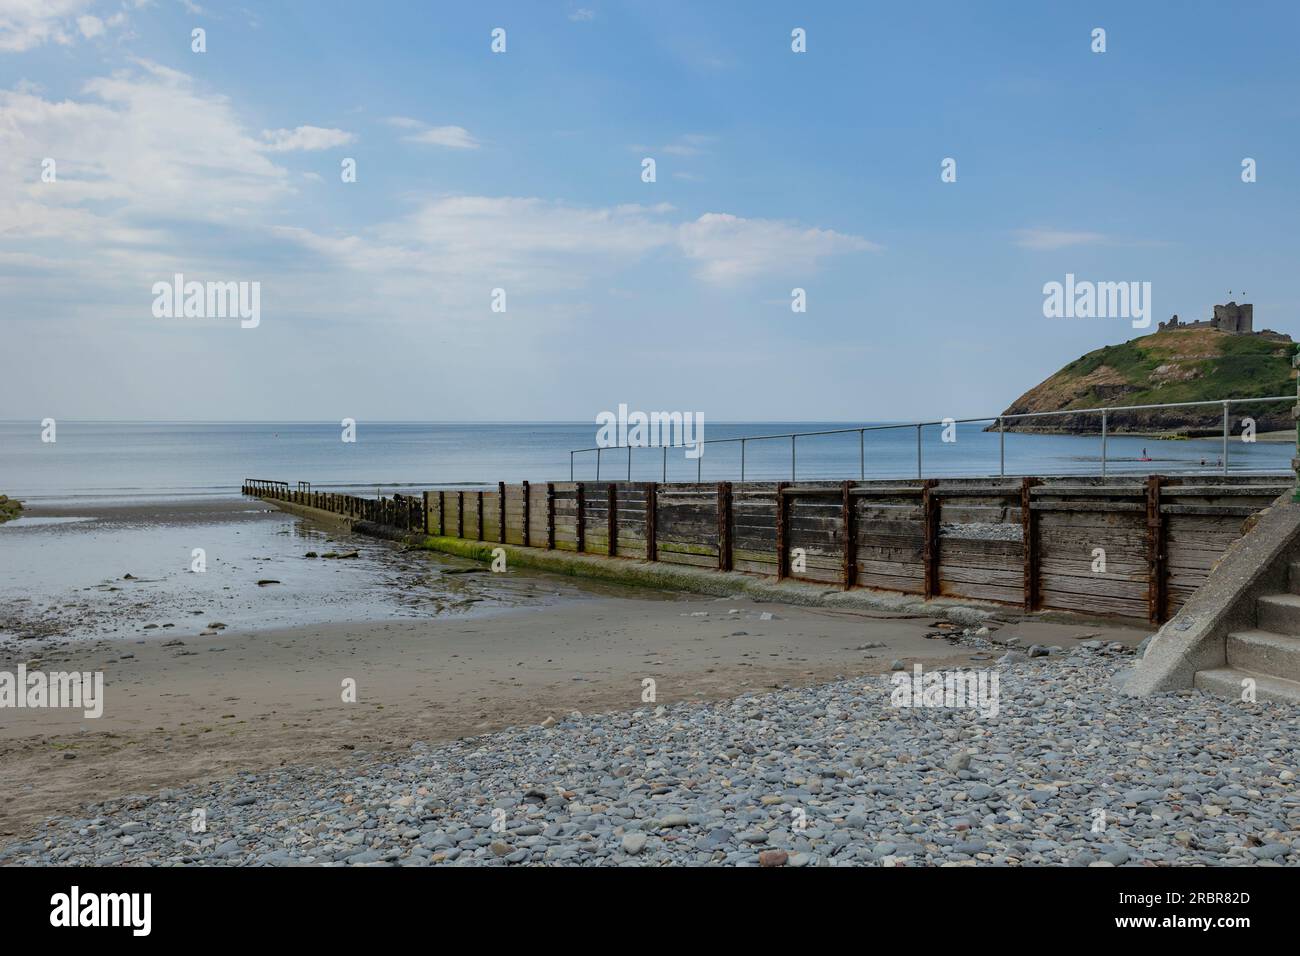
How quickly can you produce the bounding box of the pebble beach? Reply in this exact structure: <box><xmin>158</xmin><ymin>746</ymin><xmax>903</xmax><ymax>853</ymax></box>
<box><xmin>5</xmin><ymin>645</ymin><xmax>1297</xmax><ymax>867</ymax></box>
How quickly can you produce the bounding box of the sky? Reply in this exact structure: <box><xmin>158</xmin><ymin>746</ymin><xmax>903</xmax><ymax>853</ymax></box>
<box><xmin>1</xmin><ymin>0</ymin><xmax>1298</xmax><ymax>423</ymax></box>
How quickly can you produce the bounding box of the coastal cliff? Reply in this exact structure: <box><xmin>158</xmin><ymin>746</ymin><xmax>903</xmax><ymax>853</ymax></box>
<box><xmin>993</xmin><ymin>325</ymin><xmax>1296</xmax><ymax>435</ymax></box>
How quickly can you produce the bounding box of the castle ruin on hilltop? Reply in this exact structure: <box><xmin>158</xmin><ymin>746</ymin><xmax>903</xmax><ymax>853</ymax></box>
<box><xmin>1158</xmin><ymin>301</ymin><xmax>1253</xmax><ymax>334</ymax></box>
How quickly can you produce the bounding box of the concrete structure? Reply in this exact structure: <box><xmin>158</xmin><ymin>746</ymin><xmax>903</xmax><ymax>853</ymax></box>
<box><xmin>1125</xmin><ymin>352</ymin><xmax>1300</xmax><ymax>702</ymax></box>
<box><xmin>1126</xmin><ymin>496</ymin><xmax>1300</xmax><ymax>702</ymax></box>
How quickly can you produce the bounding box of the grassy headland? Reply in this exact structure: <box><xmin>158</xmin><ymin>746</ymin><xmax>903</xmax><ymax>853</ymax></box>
<box><xmin>994</xmin><ymin>327</ymin><xmax>1297</xmax><ymax>435</ymax></box>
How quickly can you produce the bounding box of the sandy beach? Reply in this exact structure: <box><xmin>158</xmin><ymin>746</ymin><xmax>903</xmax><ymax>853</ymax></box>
<box><xmin>0</xmin><ymin>498</ymin><xmax>1146</xmax><ymax>841</ymax></box>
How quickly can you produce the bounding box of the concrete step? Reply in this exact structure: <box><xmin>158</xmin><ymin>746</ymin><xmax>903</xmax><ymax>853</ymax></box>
<box><xmin>1194</xmin><ymin>667</ymin><xmax>1300</xmax><ymax>705</ymax></box>
<box><xmin>1226</xmin><ymin>629</ymin><xmax>1300</xmax><ymax>684</ymax></box>
<box><xmin>1255</xmin><ymin>593</ymin><xmax>1300</xmax><ymax>636</ymax></box>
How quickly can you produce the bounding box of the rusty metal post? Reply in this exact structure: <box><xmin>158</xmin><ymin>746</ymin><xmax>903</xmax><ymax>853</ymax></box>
<box><xmin>546</xmin><ymin>482</ymin><xmax>555</xmax><ymax>550</ymax></box>
<box><xmin>1147</xmin><ymin>475</ymin><xmax>1166</xmax><ymax>625</ymax></box>
<box><xmin>575</xmin><ymin>483</ymin><xmax>585</xmax><ymax>553</ymax></box>
<box><xmin>521</xmin><ymin>480</ymin><xmax>531</xmax><ymax>547</ymax></box>
<box><xmin>775</xmin><ymin>481</ymin><xmax>790</xmax><ymax>580</ymax></box>
<box><xmin>717</xmin><ymin>481</ymin><xmax>732</xmax><ymax>571</ymax></box>
<box><xmin>607</xmin><ymin>483</ymin><xmax>618</xmax><ymax>556</ymax></box>
<box><xmin>842</xmin><ymin>479</ymin><xmax>856</xmax><ymax>590</ymax></box>
<box><xmin>645</xmin><ymin>482</ymin><xmax>658</xmax><ymax>561</ymax></box>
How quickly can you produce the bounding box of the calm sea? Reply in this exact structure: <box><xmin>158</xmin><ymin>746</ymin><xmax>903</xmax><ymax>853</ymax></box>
<box><xmin>0</xmin><ymin>421</ymin><xmax>1291</xmax><ymax>502</ymax></box>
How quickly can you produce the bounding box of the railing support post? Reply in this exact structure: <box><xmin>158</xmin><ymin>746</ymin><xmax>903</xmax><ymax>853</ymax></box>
<box><xmin>1101</xmin><ymin>410</ymin><xmax>1108</xmax><ymax>478</ymax></box>
<box><xmin>999</xmin><ymin>418</ymin><xmax>1005</xmax><ymax>477</ymax></box>
<box><xmin>1222</xmin><ymin>402</ymin><xmax>1229</xmax><ymax>475</ymax></box>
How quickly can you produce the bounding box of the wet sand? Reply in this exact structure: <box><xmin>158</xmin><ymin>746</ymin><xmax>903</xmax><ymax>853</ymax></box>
<box><xmin>0</xmin><ymin>498</ymin><xmax>1147</xmax><ymax>841</ymax></box>
<box><xmin>0</xmin><ymin>497</ymin><xmax>569</xmax><ymax>644</ymax></box>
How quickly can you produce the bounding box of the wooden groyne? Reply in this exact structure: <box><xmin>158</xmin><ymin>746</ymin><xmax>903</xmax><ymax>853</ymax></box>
<box><xmin>242</xmin><ymin>475</ymin><xmax>1290</xmax><ymax>625</ymax></box>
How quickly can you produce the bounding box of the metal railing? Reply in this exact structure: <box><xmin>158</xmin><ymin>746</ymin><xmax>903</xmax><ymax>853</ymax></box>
<box><xmin>568</xmin><ymin>396</ymin><xmax>1297</xmax><ymax>482</ymax></box>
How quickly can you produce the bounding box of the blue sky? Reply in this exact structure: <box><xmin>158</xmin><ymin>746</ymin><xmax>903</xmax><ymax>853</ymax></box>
<box><xmin>1</xmin><ymin>0</ymin><xmax>1297</xmax><ymax>421</ymax></box>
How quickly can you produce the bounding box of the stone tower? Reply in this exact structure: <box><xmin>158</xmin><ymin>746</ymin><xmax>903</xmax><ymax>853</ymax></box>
<box><xmin>1211</xmin><ymin>302</ymin><xmax>1253</xmax><ymax>334</ymax></box>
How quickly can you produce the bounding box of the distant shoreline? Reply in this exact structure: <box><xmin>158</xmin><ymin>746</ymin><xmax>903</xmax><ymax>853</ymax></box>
<box><xmin>993</xmin><ymin>427</ymin><xmax>1294</xmax><ymax>443</ymax></box>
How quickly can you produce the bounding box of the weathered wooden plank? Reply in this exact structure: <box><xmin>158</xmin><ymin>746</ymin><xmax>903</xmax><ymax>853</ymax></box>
<box><xmin>658</xmin><ymin>549</ymin><xmax>718</xmax><ymax>569</ymax></box>
<box><xmin>1032</xmin><ymin>486</ymin><xmax>1147</xmax><ymax>497</ymax></box>
<box><xmin>1159</xmin><ymin>504</ymin><xmax>1264</xmax><ymax>517</ymax></box>
<box><xmin>1031</xmin><ymin>501</ymin><xmax>1145</xmax><ymax>513</ymax></box>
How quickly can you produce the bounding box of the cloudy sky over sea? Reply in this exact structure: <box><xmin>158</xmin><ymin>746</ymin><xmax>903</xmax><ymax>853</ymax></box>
<box><xmin>1</xmin><ymin>0</ymin><xmax>1296</xmax><ymax>422</ymax></box>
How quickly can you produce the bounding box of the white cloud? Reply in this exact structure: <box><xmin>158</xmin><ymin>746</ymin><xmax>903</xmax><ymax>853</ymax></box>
<box><xmin>271</xmin><ymin>199</ymin><xmax>877</xmax><ymax>322</ymax></box>
<box><xmin>259</xmin><ymin>125</ymin><xmax>355</xmax><ymax>152</ymax></box>
<box><xmin>0</xmin><ymin>60</ymin><xmax>307</xmax><ymax>295</ymax></box>
<box><xmin>384</xmin><ymin>116</ymin><xmax>479</xmax><ymax>149</ymax></box>
<box><xmin>636</xmin><ymin>133</ymin><xmax>716</xmax><ymax>158</ymax></box>
<box><xmin>404</xmin><ymin>124</ymin><xmax>479</xmax><ymax>149</ymax></box>
<box><xmin>277</xmin><ymin>197</ymin><xmax>674</xmax><ymax>308</ymax></box>
<box><xmin>568</xmin><ymin>7</ymin><xmax>595</xmax><ymax>21</ymax></box>
<box><xmin>75</xmin><ymin>13</ymin><xmax>104</xmax><ymax>37</ymax></box>
<box><xmin>0</xmin><ymin>0</ymin><xmax>133</xmax><ymax>51</ymax></box>
<box><xmin>0</xmin><ymin>60</ymin><xmax>877</xmax><ymax>353</ymax></box>
<box><xmin>677</xmin><ymin>212</ymin><xmax>879</xmax><ymax>283</ymax></box>
<box><xmin>1013</xmin><ymin>228</ymin><xmax>1109</xmax><ymax>251</ymax></box>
